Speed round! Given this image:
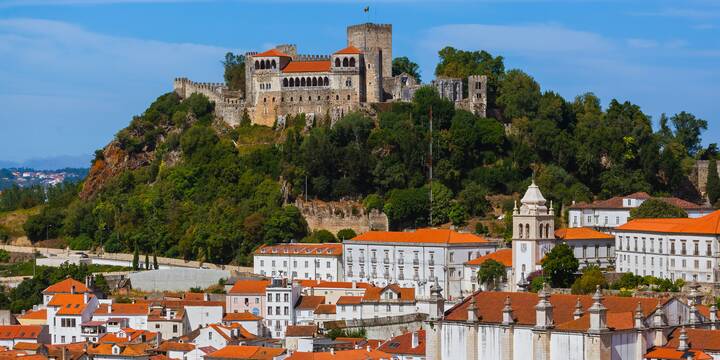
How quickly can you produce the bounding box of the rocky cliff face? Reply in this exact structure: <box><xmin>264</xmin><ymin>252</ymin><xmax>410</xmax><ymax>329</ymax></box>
<box><xmin>79</xmin><ymin>141</ymin><xmax>155</xmax><ymax>200</ymax></box>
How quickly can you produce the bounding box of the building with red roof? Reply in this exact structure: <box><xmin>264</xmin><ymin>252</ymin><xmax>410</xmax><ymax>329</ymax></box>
<box><xmin>253</xmin><ymin>243</ymin><xmax>343</xmax><ymax>284</ymax></box>
<box><xmin>226</xmin><ymin>280</ymin><xmax>270</xmax><ymax>320</ymax></box>
<box><xmin>344</xmin><ymin>228</ymin><xmax>499</xmax><ymax>300</ymax></box>
<box><xmin>615</xmin><ymin>210</ymin><xmax>720</xmax><ymax>283</ymax></box>
<box><xmin>378</xmin><ymin>330</ymin><xmax>424</xmax><ymax>360</ymax></box>
<box><xmin>45</xmin><ymin>288</ymin><xmax>99</xmax><ymax>345</ymax></box>
<box><xmin>568</xmin><ymin>191</ymin><xmax>712</xmax><ymax>230</ymax></box>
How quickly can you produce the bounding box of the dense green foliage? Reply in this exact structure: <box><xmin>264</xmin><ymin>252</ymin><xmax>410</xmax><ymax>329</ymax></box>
<box><xmin>629</xmin><ymin>199</ymin><xmax>688</xmax><ymax>219</ymax></box>
<box><xmin>20</xmin><ymin>46</ymin><xmax>712</xmax><ymax>266</ymax></box>
<box><xmin>708</xmin><ymin>159</ymin><xmax>720</xmax><ymax>206</ymax></box>
<box><xmin>326</xmin><ymin>328</ymin><xmax>367</xmax><ymax>340</ymax></box>
<box><xmin>476</xmin><ymin>259</ymin><xmax>506</xmax><ymax>290</ymax></box>
<box><xmin>392</xmin><ymin>57</ymin><xmax>421</xmax><ymax>82</ymax></box>
<box><xmin>223</xmin><ymin>52</ymin><xmax>246</xmax><ymax>92</ymax></box>
<box><xmin>610</xmin><ymin>272</ymin><xmax>684</xmax><ymax>292</ymax></box>
<box><xmin>0</xmin><ymin>185</ymin><xmax>45</xmax><ymax>211</ymax></box>
<box><xmin>570</xmin><ymin>266</ymin><xmax>607</xmax><ymax>294</ymax></box>
<box><xmin>542</xmin><ymin>243</ymin><xmax>579</xmax><ymax>288</ymax></box>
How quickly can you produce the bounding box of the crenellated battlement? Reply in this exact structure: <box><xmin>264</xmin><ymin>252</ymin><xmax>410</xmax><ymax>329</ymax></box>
<box><xmin>295</xmin><ymin>54</ymin><xmax>331</xmax><ymax>61</ymax></box>
<box><xmin>347</xmin><ymin>23</ymin><xmax>392</xmax><ymax>31</ymax></box>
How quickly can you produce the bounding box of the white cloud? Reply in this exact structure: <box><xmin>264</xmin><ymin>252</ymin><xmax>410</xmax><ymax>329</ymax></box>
<box><xmin>631</xmin><ymin>7</ymin><xmax>720</xmax><ymax>20</ymax></box>
<box><xmin>0</xmin><ymin>18</ymin><xmax>236</xmax><ymax>161</ymax></box>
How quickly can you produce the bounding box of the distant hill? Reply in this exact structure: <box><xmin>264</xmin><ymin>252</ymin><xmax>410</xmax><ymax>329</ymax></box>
<box><xmin>0</xmin><ymin>154</ymin><xmax>92</xmax><ymax>170</ymax></box>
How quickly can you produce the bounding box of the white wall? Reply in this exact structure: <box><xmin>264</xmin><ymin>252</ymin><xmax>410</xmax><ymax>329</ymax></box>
<box><xmin>550</xmin><ymin>333</ymin><xmax>585</xmax><ymax>360</ymax></box>
<box><xmin>185</xmin><ymin>306</ymin><xmax>223</xmax><ymax>332</ymax></box>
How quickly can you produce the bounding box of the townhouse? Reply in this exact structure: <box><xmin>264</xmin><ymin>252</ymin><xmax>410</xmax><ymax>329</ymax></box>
<box><xmin>378</xmin><ymin>330</ymin><xmax>425</xmax><ymax>360</ymax></box>
<box><xmin>254</xmin><ymin>243</ymin><xmax>344</xmax><ymax>281</ymax></box>
<box><xmin>336</xmin><ymin>284</ymin><xmax>416</xmax><ymax>320</ymax></box>
<box><xmin>226</xmin><ymin>280</ymin><xmax>270</xmax><ymax>317</ymax></box>
<box><xmin>46</xmin><ymin>293</ymin><xmax>99</xmax><ymax>344</ymax></box>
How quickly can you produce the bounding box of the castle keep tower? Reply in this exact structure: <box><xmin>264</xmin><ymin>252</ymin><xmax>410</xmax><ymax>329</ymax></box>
<box><xmin>511</xmin><ymin>181</ymin><xmax>556</xmax><ymax>291</ymax></box>
<box><xmin>347</xmin><ymin>23</ymin><xmax>392</xmax><ymax>103</ymax></box>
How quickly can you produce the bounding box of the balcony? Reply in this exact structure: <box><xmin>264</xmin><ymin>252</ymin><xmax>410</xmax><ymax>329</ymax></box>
<box><xmin>383</xmin><ymin>257</ymin><xmax>390</xmax><ymax>264</ymax></box>
<box><xmin>413</xmin><ymin>258</ymin><xmax>419</xmax><ymax>266</ymax></box>
<box><xmin>397</xmin><ymin>258</ymin><xmax>404</xmax><ymax>265</ymax></box>
<box><xmin>371</xmin><ymin>257</ymin><xmax>377</xmax><ymax>264</ymax></box>
<box><xmin>347</xmin><ymin>257</ymin><xmax>353</xmax><ymax>264</ymax></box>
<box><xmin>429</xmin><ymin>259</ymin><xmax>435</xmax><ymax>266</ymax></box>
<box><xmin>413</xmin><ymin>274</ymin><xmax>420</xmax><ymax>282</ymax></box>
<box><xmin>359</xmin><ymin>256</ymin><xmax>365</xmax><ymax>263</ymax></box>
<box><xmin>347</xmin><ymin>271</ymin><xmax>354</xmax><ymax>277</ymax></box>
<box><xmin>399</xmin><ymin>274</ymin><xmax>404</xmax><ymax>280</ymax></box>
<box><xmin>359</xmin><ymin>271</ymin><xmax>365</xmax><ymax>278</ymax></box>
<box><xmin>383</xmin><ymin>272</ymin><xmax>390</xmax><ymax>279</ymax></box>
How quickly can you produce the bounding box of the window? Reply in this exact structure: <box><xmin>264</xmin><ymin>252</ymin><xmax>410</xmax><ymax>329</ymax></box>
<box><xmin>293</xmin><ymin>260</ymin><xmax>297</xmax><ymax>267</ymax></box>
<box><xmin>386</xmin><ymin>304</ymin><xmax>391</xmax><ymax>312</ymax></box>
<box><xmin>267</xmin><ymin>294</ymin><xmax>272</xmax><ymax>302</ymax></box>
<box><xmin>268</xmin><ymin>307</ymin><xmax>272</xmax><ymax>315</ymax></box>
<box><xmin>275</xmin><ymin>293</ymin><xmax>280</xmax><ymax>302</ymax></box>
<box><xmin>694</xmin><ymin>241</ymin><xmax>699</xmax><ymax>256</ymax></box>
<box><xmin>284</xmin><ymin>293</ymin><xmax>289</xmax><ymax>302</ymax></box>
<box><xmin>708</xmin><ymin>260</ymin><xmax>712</xmax><ymax>269</ymax></box>
<box><xmin>284</xmin><ymin>307</ymin><xmax>289</xmax><ymax>315</ymax></box>
<box><xmin>326</xmin><ymin>261</ymin><xmax>331</xmax><ymax>268</ymax></box>
<box><xmin>659</xmin><ymin>240</ymin><xmax>663</xmax><ymax>254</ymax></box>
<box><xmin>449</xmin><ymin>252</ymin><xmax>454</xmax><ymax>262</ymax></box>
<box><xmin>260</xmin><ymin>260</ymin><xmax>264</xmax><ymax>266</ymax></box>
<box><xmin>173</xmin><ymin>324</ymin><xmax>178</xmax><ymax>333</ymax></box>
<box><xmin>670</xmin><ymin>241</ymin><xmax>676</xmax><ymax>255</ymax></box>
<box><xmin>209</xmin><ymin>332</ymin><xmax>213</xmax><ymax>340</ymax></box>
<box><xmin>708</xmin><ymin>242</ymin><xmax>712</xmax><ymax>256</ymax></box>
<box><xmin>271</xmin><ymin>260</ymin><xmax>276</xmax><ymax>267</ymax></box>
<box><xmin>695</xmin><ymin>260</ymin><xmax>700</xmax><ymax>269</ymax></box>
<box><xmin>276</xmin><ymin>306</ymin><xmax>280</xmax><ymax>315</ymax></box>
<box><xmin>616</xmin><ymin>216</ymin><xmax>620</xmax><ymax>224</ymax></box>
<box><xmin>634</xmin><ymin>238</ymin><xmax>638</xmax><ymax>251</ymax></box>
<box><xmin>681</xmin><ymin>241</ymin><xmax>687</xmax><ymax>255</ymax></box>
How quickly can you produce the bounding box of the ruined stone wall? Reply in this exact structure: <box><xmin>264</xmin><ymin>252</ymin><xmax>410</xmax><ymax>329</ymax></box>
<box><xmin>690</xmin><ymin>160</ymin><xmax>720</xmax><ymax>198</ymax></box>
<box><xmin>295</xmin><ymin>199</ymin><xmax>389</xmax><ymax>236</ymax></box>
<box><xmin>173</xmin><ymin>77</ymin><xmax>247</xmax><ymax>126</ymax></box>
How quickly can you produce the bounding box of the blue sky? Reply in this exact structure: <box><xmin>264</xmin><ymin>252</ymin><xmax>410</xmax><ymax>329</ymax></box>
<box><xmin>1</xmin><ymin>0</ymin><xmax>718</xmax><ymax>165</ymax></box>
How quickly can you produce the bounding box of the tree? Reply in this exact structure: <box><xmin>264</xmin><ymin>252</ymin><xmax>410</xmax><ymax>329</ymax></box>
<box><xmin>132</xmin><ymin>243</ymin><xmax>139</xmax><ymax>271</ymax></box>
<box><xmin>629</xmin><ymin>199</ymin><xmax>688</xmax><ymax>219</ymax></box>
<box><xmin>222</xmin><ymin>52</ymin><xmax>246</xmax><ymax>92</ymax></box>
<box><xmin>144</xmin><ymin>253</ymin><xmax>150</xmax><ymax>270</ymax></box>
<box><xmin>448</xmin><ymin>203</ymin><xmax>468</xmax><ymax>227</ymax></box>
<box><xmin>336</xmin><ymin>229</ymin><xmax>357</xmax><ymax>241</ymax></box>
<box><xmin>477</xmin><ymin>259</ymin><xmax>506</xmax><ymax>290</ymax></box>
<box><xmin>153</xmin><ymin>251</ymin><xmax>159</xmax><ymax>270</ymax></box>
<box><xmin>496</xmin><ymin>69</ymin><xmax>541</xmax><ymax>121</ymax></box>
<box><xmin>384</xmin><ymin>187</ymin><xmax>429</xmax><ymax>230</ymax></box>
<box><xmin>707</xmin><ymin>159</ymin><xmax>720</xmax><ymax>206</ymax></box>
<box><xmin>670</xmin><ymin>111</ymin><xmax>708</xmax><ymax>156</ymax></box>
<box><xmin>435</xmin><ymin>47</ymin><xmax>505</xmax><ymax>100</ymax></box>
<box><xmin>262</xmin><ymin>206</ymin><xmax>308</xmax><ymax>244</ymax></box>
<box><xmin>542</xmin><ymin>243</ymin><xmax>579</xmax><ymax>288</ymax></box>
<box><xmin>392</xmin><ymin>57</ymin><xmax>421</xmax><ymax>82</ymax></box>
<box><xmin>302</xmin><ymin>230</ymin><xmax>337</xmax><ymax>243</ymax></box>
<box><xmin>570</xmin><ymin>266</ymin><xmax>607</xmax><ymax>294</ymax></box>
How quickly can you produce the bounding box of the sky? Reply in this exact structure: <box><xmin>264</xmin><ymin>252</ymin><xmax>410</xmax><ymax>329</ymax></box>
<box><xmin>0</xmin><ymin>0</ymin><xmax>718</xmax><ymax>167</ymax></box>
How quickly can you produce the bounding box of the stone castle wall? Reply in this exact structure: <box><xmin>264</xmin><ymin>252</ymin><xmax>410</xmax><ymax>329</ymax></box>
<box><xmin>347</xmin><ymin>23</ymin><xmax>392</xmax><ymax>79</ymax></box>
<box><xmin>173</xmin><ymin>77</ymin><xmax>246</xmax><ymax>126</ymax></box>
<box><xmin>690</xmin><ymin>160</ymin><xmax>720</xmax><ymax>198</ymax></box>
<box><xmin>295</xmin><ymin>199</ymin><xmax>389</xmax><ymax>236</ymax></box>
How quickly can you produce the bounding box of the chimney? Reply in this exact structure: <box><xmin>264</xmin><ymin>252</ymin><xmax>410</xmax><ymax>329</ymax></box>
<box><xmin>71</xmin><ymin>285</ymin><xmax>75</xmax><ymax>294</ymax></box>
<box><xmin>689</xmin><ymin>303</ymin><xmax>700</xmax><ymax>327</ymax></box>
<box><xmin>330</xmin><ymin>348</ymin><xmax>335</xmax><ymax>355</ymax></box>
<box><xmin>502</xmin><ymin>296</ymin><xmax>514</xmax><ymax>325</ymax></box>
<box><xmin>677</xmin><ymin>326</ymin><xmax>689</xmax><ymax>352</ymax></box>
<box><xmin>108</xmin><ymin>303</ymin><xmax>112</xmax><ymax>314</ymax></box>
<box><xmin>588</xmin><ymin>285</ymin><xmax>607</xmax><ymax>334</ymax></box>
<box><xmin>534</xmin><ymin>283</ymin><xmax>554</xmax><ymax>330</ymax></box>
<box><xmin>83</xmin><ymin>292</ymin><xmax>88</xmax><ymax>304</ymax></box>
<box><xmin>352</xmin><ymin>280</ymin><xmax>357</xmax><ymax>289</ymax></box>
<box><xmin>634</xmin><ymin>302</ymin><xmax>644</xmax><ymax>330</ymax></box>
<box><xmin>467</xmin><ymin>296</ymin><xmax>478</xmax><ymax>323</ymax></box>
<box><xmin>711</xmin><ymin>305</ymin><xmax>718</xmax><ymax>330</ymax></box>
<box><xmin>366</xmin><ymin>345</ymin><xmax>371</xmax><ymax>352</ymax></box>
<box><xmin>573</xmin><ymin>298</ymin><xmax>583</xmax><ymax>320</ymax></box>
<box><xmin>411</xmin><ymin>331</ymin><xmax>419</xmax><ymax>348</ymax></box>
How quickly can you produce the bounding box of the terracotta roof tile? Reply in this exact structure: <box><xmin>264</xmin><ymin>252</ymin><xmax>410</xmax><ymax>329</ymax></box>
<box><xmin>569</xmin><ymin>193</ymin><xmax>709</xmax><ymax>211</ymax></box>
<box><xmin>285</xmin><ymin>325</ymin><xmax>317</xmax><ymax>337</ymax></box>
<box><xmin>17</xmin><ymin>309</ymin><xmax>47</xmax><ymax>321</ymax></box>
<box><xmin>351</xmin><ymin>228</ymin><xmax>491</xmax><ymax>245</ymax></box>
<box><xmin>665</xmin><ymin>327</ymin><xmax>720</xmax><ymax>351</ymax></box>
<box><xmin>286</xmin><ymin>349</ymin><xmax>390</xmax><ymax>360</ymax></box>
<box><xmin>644</xmin><ymin>347</ymin><xmax>712</xmax><ymax>360</ymax></box>
<box><xmin>334</xmin><ymin>46</ymin><xmax>363</xmax><ymax>55</ymax></box>
<box><xmin>296</xmin><ymin>296</ymin><xmax>325</xmax><ymax>310</ymax></box>
<box><xmin>336</xmin><ymin>296</ymin><xmax>362</xmax><ymax>305</ymax></box>
<box><xmin>282</xmin><ymin>61</ymin><xmax>332</xmax><ymax>73</ymax></box>
<box><xmin>43</xmin><ymin>278</ymin><xmax>90</xmax><ymax>294</ymax></box>
<box><xmin>0</xmin><ymin>326</ymin><xmax>43</xmax><ymax>340</ymax></box>
<box><xmin>314</xmin><ymin>304</ymin><xmax>336</xmax><ymax>315</ymax></box>
<box><xmin>255</xmin><ymin>243</ymin><xmax>342</xmax><ymax>256</ymax></box>
<box><xmin>362</xmin><ymin>285</ymin><xmax>414</xmax><ymax>302</ymax></box>
<box><xmin>94</xmin><ymin>303</ymin><xmax>148</xmax><ymax>316</ymax></box>
<box><xmin>378</xmin><ymin>330</ymin><xmax>424</xmax><ymax>355</ymax></box>
<box><xmin>228</xmin><ymin>280</ymin><xmax>270</xmax><ymax>295</ymax></box>
<box><xmin>616</xmin><ymin>210</ymin><xmax>720</xmax><ymax>235</ymax></box>
<box><xmin>297</xmin><ymin>280</ymin><xmax>372</xmax><ymax>289</ymax></box>
<box><xmin>223</xmin><ymin>312</ymin><xmax>262</xmax><ymax>322</ymax></box>
<box><xmin>205</xmin><ymin>345</ymin><xmax>285</xmax><ymax>360</ymax></box>
<box><xmin>555</xmin><ymin>228</ymin><xmax>614</xmax><ymax>241</ymax></box>
<box><xmin>254</xmin><ymin>49</ymin><xmax>290</xmax><ymax>57</ymax></box>
<box><xmin>47</xmin><ymin>294</ymin><xmax>89</xmax><ymax>315</ymax></box>
<box><xmin>466</xmin><ymin>249</ymin><xmax>512</xmax><ymax>266</ymax></box>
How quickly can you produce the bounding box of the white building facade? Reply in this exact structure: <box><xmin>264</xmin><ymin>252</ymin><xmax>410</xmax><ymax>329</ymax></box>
<box><xmin>265</xmin><ymin>278</ymin><xmax>302</xmax><ymax>338</ymax></box>
<box><xmin>344</xmin><ymin>229</ymin><xmax>498</xmax><ymax>300</ymax></box>
<box><xmin>254</xmin><ymin>243</ymin><xmax>343</xmax><ymax>281</ymax></box>
<box><xmin>614</xmin><ymin>211</ymin><xmax>720</xmax><ymax>283</ymax></box>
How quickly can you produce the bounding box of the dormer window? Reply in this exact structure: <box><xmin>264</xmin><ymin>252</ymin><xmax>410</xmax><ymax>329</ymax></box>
<box><xmin>112</xmin><ymin>345</ymin><xmax>121</xmax><ymax>355</ymax></box>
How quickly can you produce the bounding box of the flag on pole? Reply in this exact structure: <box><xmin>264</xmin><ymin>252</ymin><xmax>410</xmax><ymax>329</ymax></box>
<box><xmin>363</xmin><ymin>6</ymin><xmax>370</xmax><ymax>13</ymax></box>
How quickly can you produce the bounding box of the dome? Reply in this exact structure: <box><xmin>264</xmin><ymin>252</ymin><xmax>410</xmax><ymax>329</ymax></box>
<box><xmin>521</xmin><ymin>180</ymin><xmax>546</xmax><ymax>205</ymax></box>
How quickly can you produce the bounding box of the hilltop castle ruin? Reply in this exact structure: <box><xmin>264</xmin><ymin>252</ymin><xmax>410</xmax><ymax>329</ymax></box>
<box><xmin>174</xmin><ymin>23</ymin><xmax>487</xmax><ymax>127</ymax></box>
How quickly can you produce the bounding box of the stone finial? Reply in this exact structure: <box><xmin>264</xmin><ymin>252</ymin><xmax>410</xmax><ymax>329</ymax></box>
<box><xmin>513</xmin><ymin>200</ymin><xmax>518</xmax><ymax>215</ymax></box>
<box><xmin>653</xmin><ymin>301</ymin><xmax>667</xmax><ymax>328</ymax></box>
<box><xmin>502</xmin><ymin>296</ymin><xmax>515</xmax><ymax>325</ymax></box>
<box><xmin>634</xmin><ymin>302</ymin><xmax>645</xmax><ymax>330</ymax></box>
<box><xmin>689</xmin><ymin>302</ymin><xmax>700</xmax><ymax>327</ymax></box>
<box><xmin>688</xmin><ymin>281</ymin><xmax>703</xmax><ymax>306</ymax></box>
<box><xmin>534</xmin><ymin>283</ymin><xmax>554</xmax><ymax>329</ymax></box>
<box><xmin>467</xmin><ymin>295</ymin><xmax>479</xmax><ymax>323</ymax></box>
<box><xmin>430</xmin><ymin>277</ymin><xmax>443</xmax><ymax>298</ymax></box>
<box><xmin>549</xmin><ymin>200</ymin><xmax>555</xmax><ymax>216</ymax></box>
<box><xmin>573</xmin><ymin>297</ymin><xmax>584</xmax><ymax>320</ymax></box>
<box><xmin>677</xmin><ymin>326</ymin><xmax>690</xmax><ymax>352</ymax></box>
<box><xmin>588</xmin><ymin>285</ymin><xmax>608</xmax><ymax>333</ymax></box>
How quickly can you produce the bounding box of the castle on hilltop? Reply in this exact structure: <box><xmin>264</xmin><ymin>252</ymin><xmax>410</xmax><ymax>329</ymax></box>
<box><xmin>174</xmin><ymin>23</ymin><xmax>488</xmax><ymax>127</ymax></box>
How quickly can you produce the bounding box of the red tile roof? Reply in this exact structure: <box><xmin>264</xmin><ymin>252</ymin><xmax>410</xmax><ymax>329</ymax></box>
<box><xmin>444</xmin><ymin>291</ymin><xmax>670</xmax><ymax>326</ymax></box>
<box><xmin>282</xmin><ymin>61</ymin><xmax>331</xmax><ymax>73</ymax></box>
<box><xmin>228</xmin><ymin>280</ymin><xmax>270</xmax><ymax>295</ymax></box>
<box><xmin>296</xmin><ymin>296</ymin><xmax>325</xmax><ymax>310</ymax></box>
<box><xmin>665</xmin><ymin>327</ymin><xmax>720</xmax><ymax>351</ymax></box>
<box><xmin>336</xmin><ymin>296</ymin><xmax>362</xmax><ymax>305</ymax></box>
<box><xmin>223</xmin><ymin>312</ymin><xmax>262</xmax><ymax>322</ymax></box>
<box><xmin>0</xmin><ymin>325</ymin><xmax>43</xmax><ymax>340</ymax></box>
<box><xmin>334</xmin><ymin>46</ymin><xmax>363</xmax><ymax>55</ymax></box>
<box><xmin>378</xmin><ymin>330</ymin><xmax>424</xmax><ymax>356</ymax></box>
<box><xmin>297</xmin><ymin>280</ymin><xmax>373</xmax><ymax>289</ymax></box>
<box><xmin>47</xmin><ymin>294</ymin><xmax>89</xmax><ymax>315</ymax></box>
<box><xmin>555</xmin><ymin>312</ymin><xmax>635</xmax><ymax>331</ymax></box>
<box><xmin>89</xmin><ymin>343</ymin><xmax>150</xmax><ymax>357</ymax></box>
<box><xmin>644</xmin><ymin>347</ymin><xmax>712</xmax><ymax>360</ymax></box>
<box><xmin>286</xmin><ymin>349</ymin><xmax>391</xmax><ymax>360</ymax></box>
<box><xmin>99</xmin><ymin>329</ymin><xmax>157</xmax><ymax>344</ymax></box>
<box><xmin>555</xmin><ymin>228</ymin><xmax>614</xmax><ymax>241</ymax></box>
<box><xmin>205</xmin><ymin>345</ymin><xmax>285</xmax><ymax>360</ymax></box>
<box><xmin>157</xmin><ymin>341</ymin><xmax>195</xmax><ymax>352</ymax></box>
<box><xmin>351</xmin><ymin>228</ymin><xmax>491</xmax><ymax>245</ymax></box>
<box><xmin>17</xmin><ymin>309</ymin><xmax>47</xmax><ymax>321</ymax></box>
<box><xmin>616</xmin><ymin>210</ymin><xmax>720</xmax><ymax>235</ymax></box>
<box><xmin>314</xmin><ymin>304</ymin><xmax>336</xmax><ymax>315</ymax></box>
<box><xmin>569</xmin><ymin>192</ymin><xmax>709</xmax><ymax>210</ymax></box>
<box><xmin>43</xmin><ymin>278</ymin><xmax>90</xmax><ymax>294</ymax></box>
<box><xmin>255</xmin><ymin>243</ymin><xmax>342</xmax><ymax>256</ymax></box>
<box><xmin>94</xmin><ymin>303</ymin><xmax>149</xmax><ymax>316</ymax></box>
<box><xmin>466</xmin><ymin>249</ymin><xmax>512</xmax><ymax>266</ymax></box>
<box><xmin>285</xmin><ymin>325</ymin><xmax>317</xmax><ymax>337</ymax></box>
<box><xmin>362</xmin><ymin>284</ymin><xmax>414</xmax><ymax>302</ymax></box>
<box><xmin>254</xmin><ymin>49</ymin><xmax>290</xmax><ymax>57</ymax></box>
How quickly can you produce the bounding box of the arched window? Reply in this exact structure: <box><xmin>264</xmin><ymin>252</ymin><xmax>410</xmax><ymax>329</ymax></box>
<box><xmin>283</xmin><ymin>78</ymin><xmax>289</xmax><ymax>87</ymax></box>
<box><xmin>260</xmin><ymin>84</ymin><xmax>264</xmax><ymax>90</ymax></box>
<box><xmin>525</xmin><ymin>224</ymin><xmax>530</xmax><ymax>239</ymax></box>
<box><xmin>265</xmin><ymin>60</ymin><xmax>271</xmax><ymax>69</ymax></box>
<box><xmin>349</xmin><ymin>57</ymin><xmax>356</xmax><ymax>67</ymax></box>
<box><xmin>336</xmin><ymin>95</ymin><xmax>339</xmax><ymax>100</ymax></box>
<box><xmin>312</xmin><ymin>77</ymin><xmax>318</xmax><ymax>86</ymax></box>
<box><xmin>271</xmin><ymin>60</ymin><xmax>277</xmax><ymax>69</ymax></box>
<box><xmin>254</xmin><ymin>60</ymin><xmax>260</xmax><ymax>69</ymax></box>
<box><xmin>260</xmin><ymin>61</ymin><xmax>265</xmax><ymax>70</ymax></box>
<box><xmin>295</xmin><ymin>77</ymin><xmax>300</xmax><ymax>86</ymax></box>
<box><xmin>290</xmin><ymin>97</ymin><xmax>294</xmax><ymax>101</ymax></box>
<box><xmin>342</xmin><ymin>57</ymin><xmax>349</xmax><ymax>67</ymax></box>
<box><xmin>301</xmin><ymin>78</ymin><xmax>306</xmax><ymax>86</ymax></box>
<box><xmin>518</xmin><ymin>224</ymin><xmax>523</xmax><ymax>239</ymax></box>
<box><xmin>347</xmin><ymin>94</ymin><xmax>351</xmax><ymax>100</ymax></box>
<box><xmin>324</xmin><ymin>77</ymin><xmax>329</xmax><ymax>86</ymax></box>
<box><xmin>306</xmin><ymin>77</ymin><xmax>311</xmax><ymax>86</ymax></box>
<box><xmin>335</xmin><ymin>58</ymin><xmax>341</xmax><ymax>67</ymax></box>
<box><xmin>545</xmin><ymin>224</ymin><xmax>550</xmax><ymax>238</ymax></box>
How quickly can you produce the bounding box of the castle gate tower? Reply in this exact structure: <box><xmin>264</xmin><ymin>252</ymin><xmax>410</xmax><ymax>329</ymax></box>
<box><xmin>347</xmin><ymin>23</ymin><xmax>392</xmax><ymax>103</ymax></box>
